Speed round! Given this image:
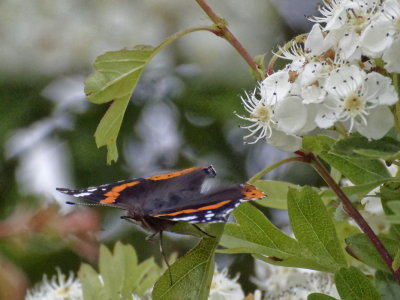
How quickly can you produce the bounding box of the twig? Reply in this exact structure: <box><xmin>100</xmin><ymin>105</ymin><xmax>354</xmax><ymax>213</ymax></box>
<box><xmin>195</xmin><ymin>0</ymin><xmax>261</xmax><ymax>79</ymax></box>
<box><xmin>296</xmin><ymin>151</ymin><xmax>400</xmax><ymax>283</ymax></box>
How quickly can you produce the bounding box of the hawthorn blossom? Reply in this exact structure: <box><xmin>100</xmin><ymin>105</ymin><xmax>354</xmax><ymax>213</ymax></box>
<box><xmin>360</xmin><ymin>0</ymin><xmax>400</xmax><ymax>72</ymax></box>
<box><xmin>238</xmin><ymin>70</ymin><xmax>314</xmax><ymax>151</ymax></box>
<box><xmin>26</xmin><ymin>268</ymin><xmax>82</xmax><ymax>300</ymax></box>
<box><xmin>315</xmin><ymin>65</ymin><xmax>397</xmax><ymax>139</ymax></box>
<box><xmin>208</xmin><ymin>268</ymin><xmax>245</xmax><ymax>300</ymax></box>
<box><xmin>252</xmin><ymin>261</ymin><xmax>339</xmax><ymax>299</ymax></box>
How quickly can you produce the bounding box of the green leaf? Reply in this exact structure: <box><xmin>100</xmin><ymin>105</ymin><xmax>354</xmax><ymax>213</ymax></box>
<box><xmin>387</xmin><ymin>201</ymin><xmax>400</xmax><ymax>215</ymax></box>
<box><xmin>152</xmin><ymin>224</ymin><xmax>224</xmax><ymax>300</ymax></box>
<box><xmin>288</xmin><ymin>187</ymin><xmax>347</xmax><ymax>271</ymax></box>
<box><xmin>219</xmin><ymin>203</ymin><xmax>334</xmax><ymax>272</ymax></box>
<box><xmin>85</xmin><ymin>46</ymin><xmax>157</xmax><ymax>163</ymax></box>
<box><xmin>319</xmin><ymin>152</ymin><xmax>390</xmax><ymax>185</ymax></box>
<box><xmin>374</xmin><ymin>270</ymin><xmax>400</xmax><ymax>300</ymax></box>
<box><xmin>333</xmin><ymin>135</ymin><xmax>400</xmax><ymax>160</ymax></box>
<box><xmin>79</xmin><ymin>264</ymin><xmax>107</xmax><ymax>300</ymax></box>
<box><xmin>308</xmin><ymin>293</ymin><xmax>337</xmax><ymax>300</ymax></box>
<box><xmin>302</xmin><ymin>135</ymin><xmax>335</xmax><ymax>154</ymax></box>
<box><xmin>345</xmin><ymin>234</ymin><xmax>400</xmax><ymax>272</ymax></box>
<box><xmin>392</xmin><ymin>249</ymin><xmax>400</xmax><ymax>271</ymax></box>
<box><xmin>320</xmin><ymin>179</ymin><xmax>391</xmax><ymax>202</ymax></box>
<box><xmin>335</xmin><ymin>267</ymin><xmax>380</xmax><ymax>300</ymax></box>
<box><xmin>78</xmin><ymin>242</ymin><xmax>161</xmax><ymax>299</ymax></box>
<box><xmin>253</xmin><ymin>180</ymin><xmax>301</xmax><ymax>210</ymax></box>
<box><xmin>380</xmin><ymin>182</ymin><xmax>400</xmax><ymax>239</ymax></box>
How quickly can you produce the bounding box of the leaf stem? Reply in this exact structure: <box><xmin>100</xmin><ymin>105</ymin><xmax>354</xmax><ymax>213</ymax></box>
<box><xmin>297</xmin><ymin>151</ymin><xmax>400</xmax><ymax>283</ymax></box>
<box><xmin>194</xmin><ymin>0</ymin><xmax>262</xmax><ymax>80</ymax></box>
<box><xmin>248</xmin><ymin>156</ymin><xmax>304</xmax><ymax>184</ymax></box>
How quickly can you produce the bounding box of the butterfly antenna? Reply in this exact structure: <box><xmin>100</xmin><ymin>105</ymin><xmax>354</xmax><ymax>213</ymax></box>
<box><xmin>192</xmin><ymin>224</ymin><xmax>215</xmax><ymax>238</ymax></box>
<box><xmin>65</xmin><ymin>201</ymin><xmax>114</xmax><ymax>207</ymax></box>
<box><xmin>159</xmin><ymin>231</ymin><xmax>173</xmax><ymax>285</ymax></box>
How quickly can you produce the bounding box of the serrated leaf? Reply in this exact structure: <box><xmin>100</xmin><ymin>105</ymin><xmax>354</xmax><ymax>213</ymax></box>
<box><xmin>79</xmin><ymin>264</ymin><xmax>107</xmax><ymax>300</ymax></box>
<box><xmin>220</xmin><ymin>203</ymin><xmax>333</xmax><ymax>272</ymax></box>
<box><xmin>392</xmin><ymin>249</ymin><xmax>400</xmax><ymax>271</ymax></box>
<box><xmin>345</xmin><ymin>234</ymin><xmax>400</xmax><ymax>272</ymax></box>
<box><xmin>85</xmin><ymin>47</ymin><xmax>157</xmax><ymax>164</ymax></box>
<box><xmin>308</xmin><ymin>293</ymin><xmax>337</xmax><ymax>300</ymax></box>
<box><xmin>288</xmin><ymin>187</ymin><xmax>347</xmax><ymax>271</ymax></box>
<box><xmin>85</xmin><ymin>31</ymin><xmax>190</xmax><ymax>163</ymax></box>
<box><xmin>374</xmin><ymin>270</ymin><xmax>400</xmax><ymax>300</ymax></box>
<box><xmin>152</xmin><ymin>224</ymin><xmax>224</xmax><ymax>300</ymax></box>
<box><xmin>380</xmin><ymin>182</ymin><xmax>400</xmax><ymax>239</ymax></box>
<box><xmin>80</xmin><ymin>242</ymin><xmax>160</xmax><ymax>299</ymax></box>
<box><xmin>253</xmin><ymin>180</ymin><xmax>301</xmax><ymax>210</ymax></box>
<box><xmin>320</xmin><ymin>179</ymin><xmax>391</xmax><ymax>202</ymax></box>
<box><xmin>319</xmin><ymin>152</ymin><xmax>390</xmax><ymax>185</ymax></box>
<box><xmin>302</xmin><ymin>135</ymin><xmax>335</xmax><ymax>154</ymax></box>
<box><xmin>335</xmin><ymin>267</ymin><xmax>380</xmax><ymax>300</ymax></box>
<box><xmin>333</xmin><ymin>135</ymin><xmax>400</xmax><ymax>160</ymax></box>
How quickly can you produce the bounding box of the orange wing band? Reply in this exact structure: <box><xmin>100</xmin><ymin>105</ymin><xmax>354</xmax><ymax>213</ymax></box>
<box><xmin>100</xmin><ymin>181</ymin><xmax>139</xmax><ymax>204</ymax></box>
<box><xmin>153</xmin><ymin>200</ymin><xmax>231</xmax><ymax>217</ymax></box>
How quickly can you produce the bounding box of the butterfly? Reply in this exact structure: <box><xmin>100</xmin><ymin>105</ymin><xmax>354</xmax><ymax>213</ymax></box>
<box><xmin>56</xmin><ymin>165</ymin><xmax>265</xmax><ymax>233</ymax></box>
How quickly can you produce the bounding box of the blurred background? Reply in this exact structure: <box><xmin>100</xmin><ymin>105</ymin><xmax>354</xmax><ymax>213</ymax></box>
<box><xmin>0</xmin><ymin>0</ymin><xmax>320</xmax><ymax>298</ymax></box>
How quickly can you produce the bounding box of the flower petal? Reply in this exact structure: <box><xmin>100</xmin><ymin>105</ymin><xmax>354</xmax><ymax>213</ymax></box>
<box><xmin>355</xmin><ymin>106</ymin><xmax>394</xmax><ymax>139</ymax></box>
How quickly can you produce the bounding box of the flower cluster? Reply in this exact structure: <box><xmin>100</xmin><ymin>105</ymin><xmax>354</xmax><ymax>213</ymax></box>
<box><xmin>239</xmin><ymin>0</ymin><xmax>399</xmax><ymax>151</ymax></box>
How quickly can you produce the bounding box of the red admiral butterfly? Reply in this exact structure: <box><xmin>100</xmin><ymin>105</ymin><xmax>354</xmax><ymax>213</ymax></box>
<box><xmin>56</xmin><ymin>166</ymin><xmax>265</xmax><ymax>233</ymax></box>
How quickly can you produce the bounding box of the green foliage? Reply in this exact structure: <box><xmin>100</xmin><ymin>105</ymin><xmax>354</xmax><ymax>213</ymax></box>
<box><xmin>308</xmin><ymin>293</ymin><xmax>338</xmax><ymax>300</ymax></box>
<box><xmin>374</xmin><ymin>270</ymin><xmax>400</xmax><ymax>300</ymax></box>
<box><xmin>335</xmin><ymin>267</ymin><xmax>380</xmax><ymax>300</ymax></box>
<box><xmin>85</xmin><ymin>47</ymin><xmax>157</xmax><ymax>164</ymax></box>
<box><xmin>152</xmin><ymin>224</ymin><xmax>224</xmax><ymax>300</ymax></box>
<box><xmin>78</xmin><ymin>242</ymin><xmax>161</xmax><ymax>300</ymax></box>
<box><xmin>380</xmin><ymin>182</ymin><xmax>400</xmax><ymax>238</ymax></box>
<box><xmin>253</xmin><ymin>179</ymin><xmax>300</xmax><ymax>209</ymax></box>
<box><xmin>345</xmin><ymin>234</ymin><xmax>400</xmax><ymax>272</ymax></box>
<box><xmin>220</xmin><ymin>186</ymin><xmax>347</xmax><ymax>272</ymax></box>
<box><xmin>303</xmin><ymin>135</ymin><xmax>391</xmax><ymax>184</ymax></box>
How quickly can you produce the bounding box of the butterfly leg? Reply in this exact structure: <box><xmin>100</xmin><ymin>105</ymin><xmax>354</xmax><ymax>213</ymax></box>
<box><xmin>159</xmin><ymin>231</ymin><xmax>173</xmax><ymax>285</ymax></box>
<box><xmin>192</xmin><ymin>224</ymin><xmax>215</xmax><ymax>238</ymax></box>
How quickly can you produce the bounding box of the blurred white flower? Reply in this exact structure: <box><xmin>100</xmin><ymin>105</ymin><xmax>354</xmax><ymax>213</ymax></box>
<box><xmin>208</xmin><ymin>268</ymin><xmax>244</xmax><ymax>300</ymax></box>
<box><xmin>26</xmin><ymin>268</ymin><xmax>82</xmax><ymax>300</ymax></box>
<box><xmin>360</xmin><ymin>0</ymin><xmax>400</xmax><ymax>71</ymax></box>
<box><xmin>252</xmin><ymin>261</ymin><xmax>339</xmax><ymax>299</ymax></box>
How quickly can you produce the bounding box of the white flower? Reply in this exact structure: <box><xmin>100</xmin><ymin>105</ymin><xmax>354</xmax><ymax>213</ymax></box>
<box><xmin>315</xmin><ymin>65</ymin><xmax>397</xmax><ymax>139</ymax></box>
<box><xmin>208</xmin><ymin>268</ymin><xmax>244</xmax><ymax>300</ymax></box>
<box><xmin>26</xmin><ymin>268</ymin><xmax>82</xmax><ymax>300</ymax></box>
<box><xmin>252</xmin><ymin>261</ymin><xmax>339</xmax><ymax>300</ymax></box>
<box><xmin>360</xmin><ymin>0</ymin><xmax>400</xmax><ymax>69</ymax></box>
<box><xmin>238</xmin><ymin>70</ymin><xmax>314</xmax><ymax>151</ymax></box>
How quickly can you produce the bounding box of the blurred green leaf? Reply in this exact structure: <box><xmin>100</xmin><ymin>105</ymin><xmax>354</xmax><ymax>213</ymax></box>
<box><xmin>333</xmin><ymin>135</ymin><xmax>400</xmax><ymax>160</ymax></box>
<box><xmin>302</xmin><ymin>135</ymin><xmax>335</xmax><ymax>154</ymax></box>
<box><xmin>374</xmin><ymin>270</ymin><xmax>400</xmax><ymax>300</ymax></box>
<box><xmin>307</xmin><ymin>293</ymin><xmax>337</xmax><ymax>300</ymax></box>
<box><xmin>335</xmin><ymin>267</ymin><xmax>380</xmax><ymax>300</ymax></box>
<box><xmin>345</xmin><ymin>234</ymin><xmax>400</xmax><ymax>272</ymax></box>
<box><xmin>253</xmin><ymin>179</ymin><xmax>301</xmax><ymax>210</ymax></box>
<box><xmin>78</xmin><ymin>242</ymin><xmax>161</xmax><ymax>300</ymax></box>
<box><xmin>79</xmin><ymin>264</ymin><xmax>107</xmax><ymax>300</ymax></box>
<box><xmin>152</xmin><ymin>224</ymin><xmax>224</xmax><ymax>300</ymax></box>
<box><xmin>380</xmin><ymin>182</ymin><xmax>400</xmax><ymax>239</ymax></box>
<box><xmin>288</xmin><ymin>187</ymin><xmax>347</xmax><ymax>271</ymax></box>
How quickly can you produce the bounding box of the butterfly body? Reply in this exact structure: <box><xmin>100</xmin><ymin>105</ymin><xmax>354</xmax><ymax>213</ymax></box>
<box><xmin>57</xmin><ymin>166</ymin><xmax>264</xmax><ymax>233</ymax></box>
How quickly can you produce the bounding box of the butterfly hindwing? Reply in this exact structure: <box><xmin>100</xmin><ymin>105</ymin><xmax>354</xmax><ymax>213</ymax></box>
<box><xmin>151</xmin><ymin>184</ymin><xmax>264</xmax><ymax>223</ymax></box>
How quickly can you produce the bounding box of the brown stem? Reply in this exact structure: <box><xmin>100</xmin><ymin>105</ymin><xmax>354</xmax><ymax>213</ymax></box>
<box><xmin>195</xmin><ymin>0</ymin><xmax>261</xmax><ymax>79</ymax></box>
<box><xmin>296</xmin><ymin>151</ymin><xmax>400</xmax><ymax>283</ymax></box>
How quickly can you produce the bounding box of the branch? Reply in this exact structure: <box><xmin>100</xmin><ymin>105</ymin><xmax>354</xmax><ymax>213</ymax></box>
<box><xmin>195</xmin><ymin>0</ymin><xmax>261</xmax><ymax>79</ymax></box>
<box><xmin>296</xmin><ymin>151</ymin><xmax>400</xmax><ymax>283</ymax></box>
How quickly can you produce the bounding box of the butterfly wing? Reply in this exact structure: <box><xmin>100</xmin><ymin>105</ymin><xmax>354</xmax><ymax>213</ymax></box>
<box><xmin>56</xmin><ymin>165</ymin><xmax>216</xmax><ymax>212</ymax></box>
<box><xmin>151</xmin><ymin>183</ymin><xmax>265</xmax><ymax>223</ymax></box>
